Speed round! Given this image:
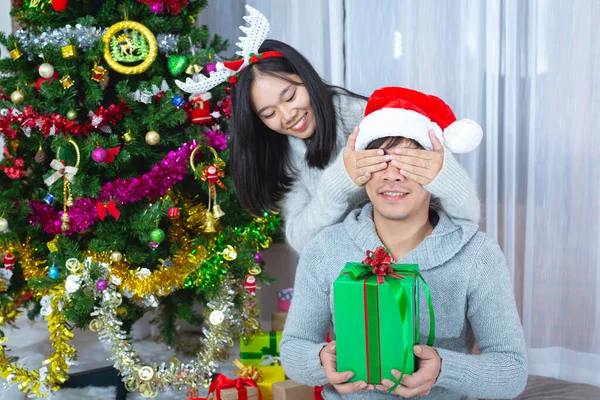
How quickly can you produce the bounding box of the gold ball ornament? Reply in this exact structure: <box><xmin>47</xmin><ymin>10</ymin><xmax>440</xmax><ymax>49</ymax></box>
<box><xmin>102</xmin><ymin>20</ymin><xmax>158</xmax><ymax>75</ymax></box>
<box><xmin>111</xmin><ymin>250</ymin><xmax>123</xmax><ymax>262</ymax></box>
<box><xmin>145</xmin><ymin>130</ymin><xmax>160</xmax><ymax>146</ymax></box>
<box><xmin>10</xmin><ymin>90</ymin><xmax>25</xmax><ymax>105</ymax></box>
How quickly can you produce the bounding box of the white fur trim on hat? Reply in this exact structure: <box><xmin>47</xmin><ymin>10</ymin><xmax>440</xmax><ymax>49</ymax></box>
<box><xmin>356</xmin><ymin>108</ymin><xmax>441</xmax><ymax>151</ymax></box>
<box><xmin>443</xmin><ymin>119</ymin><xmax>483</xmax><ymax>153</ymax></box>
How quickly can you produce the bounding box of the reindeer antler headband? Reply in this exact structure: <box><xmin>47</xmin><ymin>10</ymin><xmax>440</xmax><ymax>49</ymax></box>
<box><xmin>175</xmin><ymin>5</ymin><xmax>284</xmax><ymax>94</ymax></box>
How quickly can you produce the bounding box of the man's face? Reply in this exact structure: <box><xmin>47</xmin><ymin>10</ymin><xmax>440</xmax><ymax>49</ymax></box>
<box><xmin>365</xmin><ymin>138</ymin><xmax>431</xmax><ymax>222</ymax></box>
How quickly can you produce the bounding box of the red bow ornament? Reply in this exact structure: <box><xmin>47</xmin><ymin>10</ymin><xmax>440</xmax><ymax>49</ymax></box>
<box><xmin>96</xmin><ymin>200</ymin><xmax>120</xmax><ymax>221</ymax></box>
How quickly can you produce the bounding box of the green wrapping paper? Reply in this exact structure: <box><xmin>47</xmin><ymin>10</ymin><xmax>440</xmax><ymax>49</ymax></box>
<box><xmin>333</xmin><ymin>260</ymin><xmax>435</xmax><ymax>385</ymax></box>
<box><xmin>240</xmin><ymin>331</ymin><xmax>282</xmax><ymax>366</ymax></box>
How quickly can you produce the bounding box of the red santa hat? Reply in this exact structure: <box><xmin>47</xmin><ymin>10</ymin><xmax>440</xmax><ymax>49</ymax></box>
<box><xmin>356</xmin><ymin>87</ymin><xmax>483</xmax><ymax>153</ymax></box>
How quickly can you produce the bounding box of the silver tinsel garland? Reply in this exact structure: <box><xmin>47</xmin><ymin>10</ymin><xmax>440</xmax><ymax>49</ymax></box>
<box><xmin>12</xmin><ymin>25</ymin><xmax>184</xmax><ymax>58</ymax></box>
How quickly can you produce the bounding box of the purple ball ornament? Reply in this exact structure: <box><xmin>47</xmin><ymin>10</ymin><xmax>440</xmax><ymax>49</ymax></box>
<box><xmin>96</xmin><ymin>279</ymin><xmax>108</xmax><ymax>291</ymax></box>
<box><xmin>149</xmin><ymin>242</ymin><xmax>159</xmax><ymax>250</ymax></box>
<box><xmin>254</xmin><ymin>252</ymin><xmax>264</xmax><ymax>264</ymax></box>
<box><xmin>150</xmin><ymin>1</ymin><xmax>164</xmax><ymax>14</ymax></box>
<box><xmin>205</xmin><ymin>63</ymin><xmax>217</xmax><ymax>74</ymax></box>
<box><xmin>92</xmin><ymin>148</ymin><xmax>107</xmax><ymax>163</ymax></box>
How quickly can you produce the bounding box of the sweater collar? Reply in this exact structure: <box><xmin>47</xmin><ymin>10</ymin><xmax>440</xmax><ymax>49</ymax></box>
<box><xmin>344</xmin><ymin>203</ymin><xmax>479</xmax><ymax>270</ymax></box>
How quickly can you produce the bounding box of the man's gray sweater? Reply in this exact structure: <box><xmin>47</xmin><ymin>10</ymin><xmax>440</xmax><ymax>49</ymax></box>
<box><xmin>280</xmin><ymin>204</ymin><xmax>527</xmax><ymax>399</ymax></box>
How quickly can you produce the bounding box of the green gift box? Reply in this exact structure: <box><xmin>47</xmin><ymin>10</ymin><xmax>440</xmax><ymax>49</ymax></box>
<box><xmin>240</xmin><ymin>331</ymin><xmax>282</xmax><ymax>366</ymax></box>
<box><xmin>333</xmin><ymin>251</ymin><xmax>435</xmax><ymax>386</ymax></box>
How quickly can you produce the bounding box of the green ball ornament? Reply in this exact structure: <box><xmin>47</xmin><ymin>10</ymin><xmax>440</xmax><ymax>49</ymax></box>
<box><xmin>167</xmin><ymin>55</ymin><xmax>188</xmax><ymax>76</ymax></box>
<box><xmin>150</xmin><ymin>228</ymin><xmax>165</xmax><ymax>243</ymax></box>
<box><xmin>66</xmin><ymin>110</ymin><xmax>77</xmax><ymax>120</ymax></box>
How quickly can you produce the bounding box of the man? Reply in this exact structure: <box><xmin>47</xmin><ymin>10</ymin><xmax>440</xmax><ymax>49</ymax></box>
<box><xmin>280</xmin><ymin>87</ymin><xmax>527</xmax><ymax>399</ymax></box>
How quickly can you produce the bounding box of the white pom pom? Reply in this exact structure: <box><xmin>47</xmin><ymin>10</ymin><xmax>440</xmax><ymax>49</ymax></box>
<box><xmin>443</xmin><ymin>119</ymin><xmax>483</xmax><ymax>153</ymax></box>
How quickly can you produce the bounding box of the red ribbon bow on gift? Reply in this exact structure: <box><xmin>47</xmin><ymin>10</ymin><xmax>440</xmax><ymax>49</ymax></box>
<box><xmin>362</xmin><ymin>247</ymin><xmax>402</xmax><ymax>284</ymax></box>
<box><xmin>202</xmin><ymin>373</ymin><xmax>262</xmax><ymax>400</ymax></box>
<box><xmin>96</xmin><ymin>200</ymin><xmax>120</xmax><ymax>221</ymax></box>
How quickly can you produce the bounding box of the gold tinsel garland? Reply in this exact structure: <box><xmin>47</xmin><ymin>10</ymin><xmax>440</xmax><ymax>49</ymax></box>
<box><xmin>0</xmin><ymin>288</ymin><xmax>76</xmax><ymax>397</ymax></box>
<box><xmin>0</xmin><ymin>203</ymin><xmax>278</xmax><ymax>397</ymax></box>
<box><xmin>0</xmin><ymin>239</ymin><xmax>46</xmax><ymax>280</ymax></box>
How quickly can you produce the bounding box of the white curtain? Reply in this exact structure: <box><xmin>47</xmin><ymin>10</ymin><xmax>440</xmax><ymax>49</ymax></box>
<box><xmin>203</xmin><ymin>0</ymin><xmax>600</xmax><ymax>386</ymax></box>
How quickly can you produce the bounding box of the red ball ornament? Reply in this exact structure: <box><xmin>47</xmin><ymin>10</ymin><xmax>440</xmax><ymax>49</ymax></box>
<box><xmin>52</xmin><ymin>0</ymin><xmax>68</xmax><ymax>12</ymax></box>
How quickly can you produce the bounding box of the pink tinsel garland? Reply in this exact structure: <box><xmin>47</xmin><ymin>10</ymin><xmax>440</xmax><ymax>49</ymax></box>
<box><xmin>28</xmin><ymin>140</ymin><xmax>199</xmax><ymax>235</ymax></box>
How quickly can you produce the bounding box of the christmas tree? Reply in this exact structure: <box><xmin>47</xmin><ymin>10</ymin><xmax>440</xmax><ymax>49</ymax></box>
<box><xmin>0</xmin><ymin>0</ymin><xmax>279</xmax><ymax>397</ymax></box>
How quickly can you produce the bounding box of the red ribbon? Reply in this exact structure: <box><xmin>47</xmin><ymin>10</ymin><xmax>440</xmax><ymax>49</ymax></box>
<box><xmin>0</xmin><ymin>102</ymin><xmax>130</xmax><ymax>139</ymax></box>
<box><xmin>206</xmin><ymin>373</ymin><xmax>262</xmax><ymax>400</ymax></box>
<box><xmin>103</xmin><ymin>146</ymin><xmax>121</xmax><ymax>164</ymax></box>
<box><xmin>362</xmin><ymin>247</ymin><xmax>402</xmax><ymax>284</ymax></box>
<box><xmin>96</xmin><ymin>200</ymin><xmax>120</xmax><ymax>221</ymax></box>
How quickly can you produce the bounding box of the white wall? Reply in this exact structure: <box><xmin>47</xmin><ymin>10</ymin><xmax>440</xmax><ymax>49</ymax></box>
<box><xmin>0</xmin><ymin>2</ymin><xmax>11</xmax><ymax>58</ymax></box>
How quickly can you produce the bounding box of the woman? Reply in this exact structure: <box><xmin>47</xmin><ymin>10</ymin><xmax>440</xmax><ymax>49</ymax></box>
<box><xmin>229</xmin><ymin>39</ymin><xmax>480</xmax><ymax>253</ymax></box>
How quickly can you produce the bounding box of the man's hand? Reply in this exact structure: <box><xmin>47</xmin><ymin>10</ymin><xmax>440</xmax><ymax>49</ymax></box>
<box><xmin>320</xmin><ymin>341</ymin><xmax>374</xmax><ymax>394</ymax></box>
<box><xmin>376</xmin><ymin>345</ymin><xmax>441</xmax><ymax>397</ymax></box>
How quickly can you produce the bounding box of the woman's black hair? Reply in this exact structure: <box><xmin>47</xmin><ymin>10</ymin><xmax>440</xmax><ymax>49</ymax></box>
<box><xmin>230</xmin><ymin>39</ymin><xmax>364</xmax><ymax>215</ymax></box>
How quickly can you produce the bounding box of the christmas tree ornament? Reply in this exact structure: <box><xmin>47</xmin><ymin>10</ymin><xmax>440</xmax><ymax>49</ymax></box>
<box><xmin>203</xmin><ymin>211</ymin><xmax>216</xmax><ymax>233</ymax></box>
<box><xmin>92</xmin><ymin>148</ymin><xmax>107</xmax><ymax>163</ymax></box>
<box><xmin>39</xmin><ymin>62</ymin><xmax>55</xmax><ymax>78</ymax></box>
<box><xmin>167</xmin><ymin>207</ymin><xmax>180</xmax><ymax>219</ymax></box>
<box><xmin>150</xmin><ymin>228</ymin><xmax>165</xmax><ymax>243</ymax></box>
<box><xmin>91</xmin><ymin>62</ymin><xmax>107</xmax><ymax>82</ymax></box>
<box><xmin>204</xmin><ymin>63</ymin><xmax>216</xmax><ymax>74</ymax></box>
<box><xmin>122</xmin><ymin>131</ymin><xmax>135</xmax><ymax>144</ymax></box>
<box><xmin>35</xmin><ymin>144</ymin><xmax>47</xmax><ymax>163</ymax></box>
<box><xmin>254</xmin><ymin>252</ymin><xmax>264</xmax><ymax>264</ymax></box>
<box><xmin>60</xmin><ymin>74</ymin><xmax>74</xmax><ymax>89</ymax></box>
<box><xmin>48</xmin><ymin>265</ymin><xmax>60</xmax><ymax>279</ymax></box>
<box><xmin>46</xmin><ymin>237</ymin><xmax>60</xmax><ymax>252</ymax></box>
<box><xmin>190</xmin><ymin>92</ymin><xmax>213</xmax><ymax>124</ymax></box>
<box><xmin>245</xmin><ymin>274</ymin><xmax>257</xmax><ymax>295</ymax></box>
<box><xmin>52</xmin><ymin>0</ymin><xmax>68</xmax><ymax>11</ymax></box>
<box><xmin>212</xmin><ymin>204</ymin><xmax>225</xmax><ymax>219</ymax></box>
<box><xmin>150</xmin><ymin>2</ymin><xmax>164</xmax><ymax>14</ymax></box>
<box><xmin>96</xmin><ymin>200</ymin><xmax>120</xmax><ymax>220</ymax></box>
<box><xmin>139</xmin><ymin>90</ymin><xmax>152</xmax><ymax>104</ymax></box>
<box><xmin>61</xmin><ymin>44</ymin><xmax>77</xmax><ymax>59</ymax></box>
<box><xmin>110</xmin><ymin>250</ymin><xmax>123</xmax><ymax>262</ymax></box>
<box><xmin>102</xmin><ymin>20</ymin><xmax>158</xmax><ymax>75</ymax></box>
<box><xmin>45</xmin><ymin>139</ymin><xmax>80</xmax><ymax>232</ymax></box>
<box><xmin>145</xmin><ymin>130</ymin><xmax>160</xmax><ymax>145</ymax></box>
<box><xmin>35</xmin><ymin>71</ymin><xmax>59</xmax><ymax>90</ymax></box>
<box><xmin>61</xmin><ymin>212</ymin><xmax>71</xmax><ymax>231</ymax></box>
<box><xmin>10</xmin><ymin>46</ymin><xmax>23</xmax><ymax>61</ymax></box>
<box><xmin>44</xmin><ymin>193</ymin><xmax>55</xmax><ymax>204</ymax></box>
<box><xmin>66</xmin><ymin>110</ymin><xmax>77</xmax><ymax>121</ymax></box>
<box><xmin>3</xmin><ymin>252</ymin><xmax>15</xmax><ymax>269</ymax></box>
<box><xmin>10</xmin><ymin>89</ymin><xmax>25</xmax><ymax>105</ymax></box>
<box><xmin>167</xmin><ymin>55</ymin><xmax>188</xmax><ymax>76</ymax></box>
<box><xmin>190</xmin><ymin>145</ymin><xmax>228</xmax><ymax>224</ymax></box>
<box><xmin>221</xmin><ymin>245</ymin><xmax>237</xmax><ymax>261</ymax></box>
<box><xmin>209</xmin><ymin>310</ymin><xmax>224</xmax><ymax>325</ymax></box>
<box><xmin>0</xmin><ymin>217</ymin><xmax>8</xmax><ymax>233</ymax></box>
<box><xmin>96</xmin><ymin>279</ymin><xmax>108</xmax><ymax>291</ymax></box>
<box><xmin>185</xmin><ymin>63</ymin><xmax>202</xmax><ymax>76</ymax></box>
<box><xmin>171</xmin><ymin>95</ymin><xmax>185</xmax><ymax>108</ymax></box>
